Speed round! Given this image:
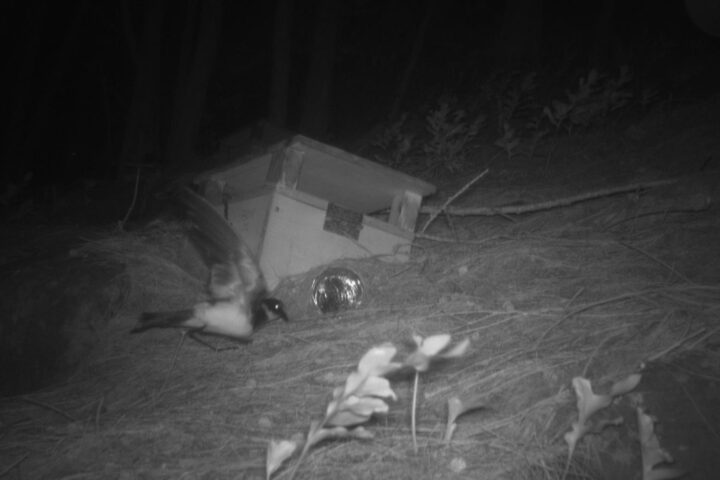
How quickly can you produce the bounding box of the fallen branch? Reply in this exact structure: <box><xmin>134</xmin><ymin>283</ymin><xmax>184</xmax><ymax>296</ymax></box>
<box><xmin>419</xmin><ymin>168</ymin><xmax>489</xmax><ymax>233</ymax></box>
<box><xmin>420</xmin><ymin>178</ymin><xmax>679</xmax><ymax>217</ymax></box>
<box><xmin>0</xmin><ymin>453</ymin><xmax>29</xmax><ymax>478</ymax></box>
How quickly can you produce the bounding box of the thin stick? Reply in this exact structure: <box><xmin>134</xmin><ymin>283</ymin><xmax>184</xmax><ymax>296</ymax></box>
<box><xmin>414</xmin><ymin>232</ymin><xmax>501</xmax><ymax>245</ymax></box>
<box><xmin>534</xmin><ymin>286</ymin><xmax>673</xmax><ymax>352</ymax></box>
<box><xmin>618</xmin><ymin>241</ymin><xmax>693</xmax><ymax>284</ymax></box>
<box><xmin>419</xmin><ymin>168</ymin><xmax>489</xmax><ymax>234</ymax></box>
<box><xmin>677</xmin><ymin>378</ymin><xmax>720</xmax><ymax>442</ymax></box>
<box><xmin>154</xmin><ymin>332</ymin><xmax>187</xmax><ymax>405</ymax></box>
<box><xmin>411</xmin><ymin>371</ymin><xmax>420</xmax><ymax>454</ymax></box>
<box><xmin>565</xmin><ymin>288</ymin><xmax>585</xmax><ymax>311</ymax></box>
<box><xmin>684</xmin><ymin>325</ymin><xmax>720</xmax><ymax>350</ymax></box>
<box><xmin>421</xmin><ymin>177</ymin><xmax>678</xmax><ymax>217</ymax></box>
<box><xmin>0</xmin><ymin>453</ymin><xmax>29</xmax><ymax>478</ymax></box>
<box><xmin>20</xmin><ymin>396</ymin><xmax>77</xmax><ymax>422</ymax></box>
<box><xmin>582</xmin><ymin>330</ymin><xmax>623</xmax><ymax>377</ymax></box>
<box><xmin>646</xmin><ymin>328</ymin><xmax>707</xmax><ymax>363</ymax></box>
<box><xmin>119</xmin><ymin>166</ymin><xmax>141</xmax><ymax>231</ymax></box>
<box><xmin>94</xmin><ymin>395</ymin><xmax>105</xmax><ymax>432</ymax></box>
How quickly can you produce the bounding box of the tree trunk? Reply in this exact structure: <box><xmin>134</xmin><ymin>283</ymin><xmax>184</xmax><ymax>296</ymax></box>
<box><xmin>495</xmin><ymin>0</ymin><xmax>543</xmax><ymax>66</ymax></box>
<box><xmin>299</xmin><ymin>0</ymin><xmax>340</xmax><ymax>138</ymax></box>
<box><xmin>27</xmin><ymin>0</ymin><xmax>89</xmax><ymax>177</ymax></box>
<box><xmin>389</xmin><ymin>0</ymin><xmax>435</xmax><ymax>120</ymax></box>
<box><xmin>269</xmin><ymin>0</ymin><xmax>293</xmax><ymax>127</ymax></box>
<box><xmin>2</xmin><ymin>1</ymin><xmax>49</xmax><ymax>179</ymax></box>
<box><xmin>117</xmin><ymin>0</ymin><xmax>167</xmax><ymax>176</ymax></box>
<box><xmin>590</xmin><ymin>0</ymin><xmax>617</xmax><ymax>68</ymax></box>
<box><xmin>165</xmin><ymin>0</ymin><xmax>224</xmax><ymax>169</ymax></box>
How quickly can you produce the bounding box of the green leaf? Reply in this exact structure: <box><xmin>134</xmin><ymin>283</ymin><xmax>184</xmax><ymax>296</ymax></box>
<box><xmin>609</xmin><ymin>373</ymin><xmax>642</xmax><ymax>396</ymax></box>
<box><xmin>353</xmin><ymin>375</ymin><xmax>396</xmax><ymax>401</ymax></box>
<box><xmin>266</xmin><ymin>438</ymin><xmax>298</xmax><ymax>479</ymax></box>
<box><xmin>441</xmin><ymin>338</ymin><xmax>470</xmax><ymax>358</ymax></box>
<box><xmin>343</xmin><ymin>371</ymin><xmax>367</xmax><ymax>396</ymax></box>
<box><xmin>419</xmin><ymin>334</ymin><xmax>451</xmax><ymax>356</ymax></box>
<box><xmin>327</xmin><ymin>396</ymin><xmax>390</xmax><ymax>427</ymax></box>
<box><xmin>572</xmin><ymin>377</ymin><xmax>612</xmax><ymax>424</ymax></box>
<box><xmin>326</xmin><ymin>408</ymin><xmax>370</xmax><ymax>427</ymax></box>
<box><xmin>311</xmin><ymin>425</ymin><xmax>375</xmax><ymax>445</ymax></box>
<box><xmin>638</xmin><ymin>407</ymin><xmax>685</xmax><ymax>480</ymax></box>
<box><xmin>358</xmin><ymin>343</ymin><xmax>401</xmax><ymax>377</ymax></box>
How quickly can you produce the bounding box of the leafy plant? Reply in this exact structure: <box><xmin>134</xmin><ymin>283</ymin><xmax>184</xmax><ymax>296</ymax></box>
<box><xmin>370</xmin><ymin>114</ymin><xmax>416</xmax><ymax>168</ymax></box>
<box><xmin>563</xmin><ymin>374</ymin><xmax>641</xmax><ymax>479</ymax></box>
<box><xmin>423</xmin><ymin>98</ymin><xmax>485</xmax><ymax>172</ymax></box>
<box><xmin>544</xmin><ymin>67</ymin><xmax>633</xmax><ymax>133</ymax></box>
<box><xmin>267</xmin><ymin>343</ymin><xmax>402</xmax><ymax>479</ymax></box>
<box><xmin>404</xmin><ymin>334</ymin><xmax>470</xmax><ymax>453</ymax></box>
<box><xmin>637</xmin><ymin>407</ymin><xmax>686</xmax><ymax>480</ymax></box>
<box><xmin>444</xmin><ymin>395</ymin><xmax>485</xmax><ymax>445</ymax></box>
<box><xmin>495</xmin><ymin>71</ymin><xmax>538</xmax><ymax>135</ymax></box>
<box><xmin>267</xmin><ymin>335</ymin><xmax>469</xmax><ymax>478</ymax></box>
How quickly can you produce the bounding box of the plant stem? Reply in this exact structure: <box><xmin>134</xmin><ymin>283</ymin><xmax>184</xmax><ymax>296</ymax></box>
<box><xmin>411</xmin><ymin>371</ymin><xmax>419</xmax><ymax>454</ymax></box>
<box><xmin>287</xmin><ymin>422</ymin><xmax>320</xmax><ymax>480</ymax></box>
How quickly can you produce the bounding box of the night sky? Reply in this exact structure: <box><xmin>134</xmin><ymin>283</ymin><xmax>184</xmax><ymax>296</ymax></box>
<box><xmin>2</xmin><ymin>0</ymin><xmax>719</xmax><ymax>188</ymax></box>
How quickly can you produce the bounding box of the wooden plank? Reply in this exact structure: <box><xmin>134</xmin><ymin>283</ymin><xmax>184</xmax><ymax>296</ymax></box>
<box><xmin>389</xmin><ymin>190</ymin><xmax>422</xmax><ymax>232</ymax></box>
<box><xmin>278</xmin><ymin>186</ymin><xmax>412</xmax><ymax>239</ymax></box>
<box><xmin>207</xmin><ymin>153</ymin><xmax>272</xmax><ymax>195</ymax></box>
<box><xmin>279</xmin><ymin>144</ymin><xmax>305</xmax><ymax>189</ymax></box>
<box><xmin>197</xmin><ymin>135</ymin><xmax>435</xmax><ymax>215</ymax></box>
<box><xmin>201</xmin><ymin>178</ymin><xmax>225</xmax><ymax>205</ymax></box>
<box><xmin>323</xmin><ymin>203</ymin><xmax>363</xmax><ymax>240</ymax></box>
<box><xmin>293</xmin><ymin>135</ymin><xmax>435</xmax><ymax>194</ymax></box>
<box><xmin>290</xmin><ymin>135</ymin><xmax>436</xmax><ymax>214</ymax></box>
<box><xmin>223</xmin><ymin>192</ymin><xmax>273</xmax><ymax>256</ymax></box>
<box><xmin>265</xmin><ymin>149</ymin><xmax>285</xmax><ymax>185</ymax></box>
<box><xmin>259</xmin><ymin>188</ymin><xmax>412</xmax><ymax>288</ymax></box>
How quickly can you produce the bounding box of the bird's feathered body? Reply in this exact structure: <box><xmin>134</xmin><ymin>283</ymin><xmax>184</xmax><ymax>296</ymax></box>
<box><xmin>131</xmin><ymin>187</ymin><xmax>288</xmax><ymax>343</ymax></box>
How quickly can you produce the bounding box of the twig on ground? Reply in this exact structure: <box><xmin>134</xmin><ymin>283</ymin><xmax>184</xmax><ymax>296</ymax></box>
<box><xmin>414</xmin><ymin>232</ymin><xmax>501</xmax><ymax>245</ymax></box>
<box><xmin>618</xmin><ymin>241</ymin><xmax>694</xmax><ymax>284</ymax></box>
<box><xmin>421</xmin><ymin>178</ymin><xmax>678</xmax><ymax>217</ymax></box>
<box><xmin>419</xmin><ymin>168</ymin><xmax>489</xmax><ymax>234</ymax></box>
<box><xmin>0</xmin><ymin>453</ymin><xmax>29</xmax><ymax>478</ymax></box>
<box><xmin>646</xmin><ymin>328</ymin><xmax>707</xmax><ymax>363</ymax></box>
<box><xmin>20</xmin><ymin>396</ymin><xmax>77</xmax><ymax>422</ymax></box>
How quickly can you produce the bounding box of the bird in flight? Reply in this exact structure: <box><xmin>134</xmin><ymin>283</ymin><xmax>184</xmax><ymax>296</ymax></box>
<box><xmin>131</xmin><ymin>187</ymin><xmax>288</xmax><ymax>348</ymax></box>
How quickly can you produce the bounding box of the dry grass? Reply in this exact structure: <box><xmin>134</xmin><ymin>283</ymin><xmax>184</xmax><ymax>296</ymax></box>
<box><xmin>1</xmin><ymin>195</ymin><xmax>718</xmax><ymax>480</ymax></box>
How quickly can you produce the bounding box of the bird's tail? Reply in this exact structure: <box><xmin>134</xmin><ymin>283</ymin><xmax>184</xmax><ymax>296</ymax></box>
<box><xmin>131</xmin><ymin>309</ymin><xmax>196</xmax><ymax>333</ymax></box>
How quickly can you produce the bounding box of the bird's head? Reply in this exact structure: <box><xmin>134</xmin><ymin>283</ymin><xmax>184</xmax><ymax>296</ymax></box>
<box><xmin>260</xmin><ymin>298</ymin><xmax>289</xmax><ymax>323</ymax></box>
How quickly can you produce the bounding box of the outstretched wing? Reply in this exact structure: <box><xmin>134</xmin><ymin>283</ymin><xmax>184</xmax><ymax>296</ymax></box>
<box><xmin>177</xmin><ymin>187</ymin><xmax>266</xmax><ymax>300</ymax></box>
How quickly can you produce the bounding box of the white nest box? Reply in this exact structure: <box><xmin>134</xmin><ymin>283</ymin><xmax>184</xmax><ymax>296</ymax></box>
<box><xmin>195</xmin><ymin>135</ymin><xmax>436</xmax><ymax>289</ymax></box>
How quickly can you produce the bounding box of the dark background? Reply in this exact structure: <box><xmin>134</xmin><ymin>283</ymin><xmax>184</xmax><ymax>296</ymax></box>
<box><xmin>2</xmin><ymin>0</ymin><xmax>719</xmax><ymax>205</ymax></box>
